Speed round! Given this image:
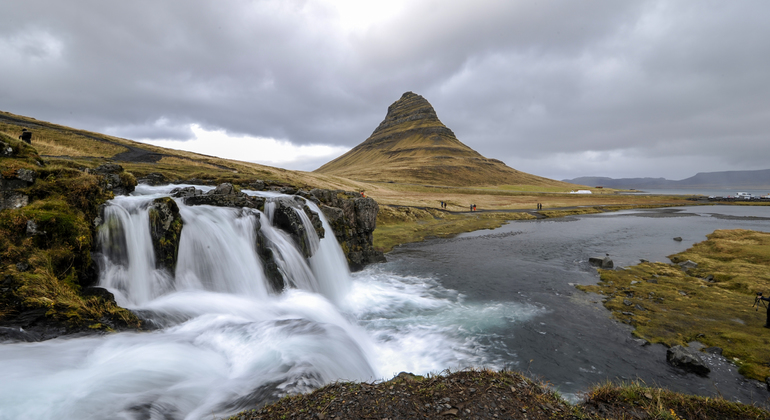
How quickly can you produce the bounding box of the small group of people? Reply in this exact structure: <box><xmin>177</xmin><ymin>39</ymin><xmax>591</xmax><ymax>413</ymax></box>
<box><xmin>439</xmin><ymin>201</ymin><xmax>447</xmax><ymax>209</ymax></box>
<box><xmin>536</xmin><ymin>203</ymin><xmax>543</xmax><ymax>210</ymax></box>
<box><xmin>470</xmin><ymin>204</ymin><xmax>477</xmax><ymax>212</ymax></box>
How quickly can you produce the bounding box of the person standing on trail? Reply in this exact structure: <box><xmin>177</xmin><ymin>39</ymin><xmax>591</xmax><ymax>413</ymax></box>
<box><xmin>758</xmin><ymin>293</ymin><xmax>770</xmax><ymax>328</ymax></box>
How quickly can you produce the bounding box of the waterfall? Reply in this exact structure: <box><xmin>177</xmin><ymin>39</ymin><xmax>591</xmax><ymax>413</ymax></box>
<box><xmin>96</xmin><ymin>187</ymin><xmax>352</xmax><ymax>305</ymax></box>
<box><xmin>0</xmin><ymin>185</ymin><xmax>512</xmax><ymax>420</ymax></box>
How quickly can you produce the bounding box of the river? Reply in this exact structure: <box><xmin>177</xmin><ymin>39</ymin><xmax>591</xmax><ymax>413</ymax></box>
<box><xmin>0</xmin><ymin>189</ymin><xmax>769</xmax><ymax>419</ymax></box>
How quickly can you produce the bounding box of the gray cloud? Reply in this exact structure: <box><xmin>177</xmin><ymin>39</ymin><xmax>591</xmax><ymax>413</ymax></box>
<box><xmin>1</xmin><ymin>0</ymin><xmax>769</xmax><ymax>180</ymax></box>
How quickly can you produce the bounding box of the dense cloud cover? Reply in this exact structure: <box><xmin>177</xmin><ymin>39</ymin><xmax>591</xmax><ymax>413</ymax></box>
<box><xmin>1</xmin><ymin>0</ymin><xmax>768</xmax><ymax>179</ymax></box>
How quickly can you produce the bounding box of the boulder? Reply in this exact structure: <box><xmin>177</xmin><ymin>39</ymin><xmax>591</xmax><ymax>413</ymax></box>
<box><xmin>310</xmin><ymin>189</ymin><xmax>386</xmax><ymax>271</ymax></box>
<box><xmin>170</xmin><ymin>186</ymin><xmax>203</xmax><ymax>198</ymax></box>
<box><xmin>89</xmin><ymin>163</ymin><xmax>136</xmax><ymax>196</ymax></box>
<box><xmin>590</xmin><ymin>256</ymin><xmax>614</xmax><ymax>269</ymax></box>
<box><xmin>678</xmin><ymin>260</ymin><xmax>698</xmax><ymax>270</ymax></box>
<box><xmin>666</xmin><ymin>345</ymin><xmax>710</xmax><ymax>376</ymax></box>
<box><xmin>602</xmin><ymin>256</ymin><xmax>614</xmax><ymax>269</ymax></box>
<box><xmin>1</xmin><ymin>168</ymin><xmax>38</xmax><ymax>210</ymax></box>
<box><xmin>148</xmin><ymin>197</ymin><xmax>183</xmax><ymax>272</ymax></box>
<box><xmin>183</xmin><ymin>183</ymin><xmax>265</xmax><ymax>210</ymax></box>
<box><xmin>137</xmin><ymin>172</ymin><xmax>168</xmax><ymax>186</ymax></box>
<box><xmin>673</xmin><ymin>237</ymin><xmax>683</xmax><ymax>242</ymax></box>
<box><xmin>271</xmin><ymin>196</ymin><xmax>324</xmax><ymax>259</ymax></box>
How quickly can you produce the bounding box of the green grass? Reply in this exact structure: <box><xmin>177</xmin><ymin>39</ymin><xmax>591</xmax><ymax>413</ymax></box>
<box><xmin>0</xmin><ymin>136</ymin><xmax>138</xmax><ymax>330</ymax></box>
<box><xmin>577</xmin><ymin>229</ymin><xmax>770</xmax><ymax>381</ymax></box>
<box><xmin>374</xmin><ymin>206</ymin><xmax>535</xmax><ymax>253</ymax></box>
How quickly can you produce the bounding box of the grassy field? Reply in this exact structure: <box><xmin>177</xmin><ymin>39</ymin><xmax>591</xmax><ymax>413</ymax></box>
<box><xmin>577</xmin><ymin>229</ymin><xmax>770</xmax><ymax>381</ymax></box>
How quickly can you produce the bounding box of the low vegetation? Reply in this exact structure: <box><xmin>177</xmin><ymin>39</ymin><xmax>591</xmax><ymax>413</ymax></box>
<box><xmin>228</xmin><ymin>369</ymin><xmax>770</xmax><ymax>420</ymax></box>
<box><xmin>0</xmin><ymin>135</ymin><xmax>138</xmax><ymax>331</ymax></box>
<box><xmin>577</xmin><ymin>229</ymin><xmax>770</xmax><ymax>381</ymax></box>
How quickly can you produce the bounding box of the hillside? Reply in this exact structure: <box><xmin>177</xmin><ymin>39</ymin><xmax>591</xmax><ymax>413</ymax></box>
<box><xmin>565</xmin><ymin>169</ymin><xmax>770</xmax><ymax>190</ymax></box>
<box><xmin>0</xmin><ymin>110</ymin><xmax>359</xmax><ymax>193</ymax></box>
<box><xmin>316</xmin><ymin>92</ymin><xmax>577</xmax><ymax>188</ymax></box>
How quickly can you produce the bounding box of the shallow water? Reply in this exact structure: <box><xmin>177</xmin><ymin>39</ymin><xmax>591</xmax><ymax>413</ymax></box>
<box><xmin>382</xmin><ymin>205</ymin><xmax>770</xmax><ymax>403</ymax></box>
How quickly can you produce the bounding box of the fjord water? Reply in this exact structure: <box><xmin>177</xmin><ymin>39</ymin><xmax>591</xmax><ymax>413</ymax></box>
<box><xmin>1</xmin><ymin>194</ymin><xmax>769</xmax><ymax>419</ymax></box>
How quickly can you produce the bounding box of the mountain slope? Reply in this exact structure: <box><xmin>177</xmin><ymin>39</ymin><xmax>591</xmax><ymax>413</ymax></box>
<box><xmin>564</xmin><ymin>169</ymin><xmax>770</xmax><ymax>190</ymax></box>
<box><xmin>316</xmin><ymin>92</ymin><xmax>576</xmax><ymax>188</ymax></box>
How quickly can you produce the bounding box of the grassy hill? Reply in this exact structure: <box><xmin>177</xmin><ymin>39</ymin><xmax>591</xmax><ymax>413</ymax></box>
<box><xmin>315</xmin><ymin>92</ymin><xmax>578</xmax><ymax>189</ymax></box>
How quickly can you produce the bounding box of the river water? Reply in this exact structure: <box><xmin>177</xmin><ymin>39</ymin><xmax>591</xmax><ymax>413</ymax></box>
<box><xmin>1</xmin><ymin>193</ymin><xmax>769</xmax><ymax>419</ymax></box>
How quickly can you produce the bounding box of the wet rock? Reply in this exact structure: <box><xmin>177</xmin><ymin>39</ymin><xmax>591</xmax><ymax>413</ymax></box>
<box><xmin>704</xmin><ymin>346</ymin><xmax>723</xmax><ymax>355</ymax></box>
<box><xmin>183</xmin><ymin>183</ymin><xmax>265</xmax><ymax>210</ymax></box>
<box><xmin>0</xmin><ymin>326</ymin><xmax>38</xmax><ymax>343</ymax></box>
<box><xmin>602</xmin><ymin>256</ymin><xmax>614</xmax><ymax>269</ymax></box>
<box><xmin>666</xmin><ymin>345</ymin><xmax>710</xmax><ymax>376</ymax></box>
<box><xmin>170</xmin><ymin>186</ymin><xmax>203</xmax><ymax>198</ymax></box>
<box><xmin>148</xmin><ymin>197</ymin><xmax>184</xmax><ymax>272</ymax></box>
<box><xmin>137</xmin><ymin>172</ymin><xmax>168</xmax><ymax>186</ymax></box>
<box><xmin>271</xmin><ymin>196</ymin><xmax>324</xmax><ymax>259</ymax></box>
<box><xmin>673</xmin><ymin>237</ymin><xmax>683</xmax><ymax>241</ymax></box>
<box><xmin>589</xmin><ymin>256</ymin><xmax>614</xmax><ymax>269</ymax></box>
<box><xmin>310</xmin><ymin>189</ymin><xmax>386</xmax><ymax>271</ymax></box>
<box><xmin>256</xmin><ymin>229</ymin><xmax>283</xmax><ymax>292</ymax></box>
<box><xmin>89</xmin><ymin>163</ymin><xmax>136</xmax><ymax>196</ymax></box>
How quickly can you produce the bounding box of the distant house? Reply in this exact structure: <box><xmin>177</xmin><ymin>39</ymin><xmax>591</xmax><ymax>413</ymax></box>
<box><xmin>570</xmin><ymin>190</ymin><xmax>592</xmax><ymax>194</ymax></box>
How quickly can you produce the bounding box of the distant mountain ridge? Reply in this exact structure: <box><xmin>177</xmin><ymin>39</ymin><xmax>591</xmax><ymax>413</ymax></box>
<box><xmin>564</xmin><ymin>169</ymin><xmax>770</xmax><ymax>190</ymax></box>
<box><xmin>316</xmin><ymin>92</ymin><xmax>576</xmax><ymax>188</ymax></box>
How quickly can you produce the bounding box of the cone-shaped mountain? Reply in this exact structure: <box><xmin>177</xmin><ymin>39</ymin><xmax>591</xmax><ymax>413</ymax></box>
<box><xmin>316</xmin><ymin>92</ymin><xmax>574</xmax><ymax>188</ymax></box>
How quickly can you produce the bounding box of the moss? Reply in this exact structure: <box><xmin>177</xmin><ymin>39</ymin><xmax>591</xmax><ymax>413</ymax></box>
<box><xmin>577</xmin><ymin>229</ymin><xmax>770</xmax><ymax>381</ymax></box>
<box><xmin>1</xmin><ymin>143</ymin><xmax>139</xmax><ymax>332</ymax></box>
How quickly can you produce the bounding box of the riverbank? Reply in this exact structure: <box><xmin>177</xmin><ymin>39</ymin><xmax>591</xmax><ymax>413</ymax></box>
<box><xmin>228</xmin><ymin>369</ymin><xmax>770</xmax><ymax>420</ymax></box>
<box><xmin>577</xmin><ymin>229</ymin><xmax>770</xmax><ymax>382</ymax></box>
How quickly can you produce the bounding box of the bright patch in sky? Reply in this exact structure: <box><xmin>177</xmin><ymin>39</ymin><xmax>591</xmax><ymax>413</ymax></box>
<box><xmin>138</xmin><ymin>124</ymin><xmax>349</xmax><ymax>171</ymax></box>
<box><xmin>322</xmin><ymin>0</ymin><xmax>408</xmax><ymax>32</ymax></box>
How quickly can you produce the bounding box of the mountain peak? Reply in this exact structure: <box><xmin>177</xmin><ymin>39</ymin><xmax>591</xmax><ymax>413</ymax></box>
<box><xmin>315</xmin><ymin>93</ymin><xmax>573</xmax><ymax>188</ymax></box>
<box><xmin>368</xmin><ymin>91</ymin><xmax>456</xmax><ymax>140</ymax></box>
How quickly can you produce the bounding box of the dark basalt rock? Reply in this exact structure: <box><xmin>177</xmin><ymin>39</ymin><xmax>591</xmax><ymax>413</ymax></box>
<box><xmin>666</xmin><ymin>345</ymin><xmax>710</xmax><ymax>376</ymax></box>
<box><xmin>589</xmin><ymin>256</ymin><xmax>614</xmax><ymax>269</ymax></box>
<box><xmin>137</xmin><ymin>172</ymin><xmax>168</xmax><ymax>186</ymax></box>
<box><xmin>148</xmin><ymin>197</ymin><xmax>183</xmax><ymax>272</ymax></box>
<box><xmin>183</xmin><ymin>183</ymin><xmax>265</xmax><ymax>210</ymax></box>
<box><xmin>89</xmin><ymin>163</ymin><xmax>136</xmax><ymax>196</ymax></box>
<box><xmin>310</xmin><ymin>189</ymin><xmax>386</xmax><ymax>271</ymax></box>
<box><xmin>256</xmin><ymin>229</ymin><xmax>284</xmax><ymax>292</ymax></box>
<box><xmin>1</xmin><ymin>168</ymin><xmax>38</xmax><ymax>210</ymax></box>
<box><xmin>271</xmin><ymin>196</ymin><xmax>325</xmax><ymax>259</ymax></box>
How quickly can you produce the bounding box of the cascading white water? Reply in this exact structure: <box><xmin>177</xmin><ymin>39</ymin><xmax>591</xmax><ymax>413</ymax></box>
<box><xmin>0</xmin><ymin>185</ymin><xmax>533</xmax><ymax>420</ymax></box>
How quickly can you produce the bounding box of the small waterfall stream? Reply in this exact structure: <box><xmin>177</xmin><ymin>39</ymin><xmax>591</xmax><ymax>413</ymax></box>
<box><xmin>0</xmin><ymin>185</ymin><xmax>530</xmax><ymax>420</ymax></box>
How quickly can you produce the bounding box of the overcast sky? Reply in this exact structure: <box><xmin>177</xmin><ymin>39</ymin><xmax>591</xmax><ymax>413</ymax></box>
<box><xmin>2</xmin><ymin>1</ymin><xmax>769</xmax><ymax>181</ymax></box>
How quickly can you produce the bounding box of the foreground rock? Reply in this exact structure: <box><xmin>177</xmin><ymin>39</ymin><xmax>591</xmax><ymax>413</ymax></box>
<box><xmin>667</xmin><ymin>345</ymin><xmax>711</xmax><ymax>376</ymax></box>
<box><xmin>148</xmin><ymin>197</ymin><xmax>183</xmax><ymax>272</ymax></box>
<box><xmin>229</xmin><ymin>369</ymin><xmax>767</xmax><ymax>420</ymax></box>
